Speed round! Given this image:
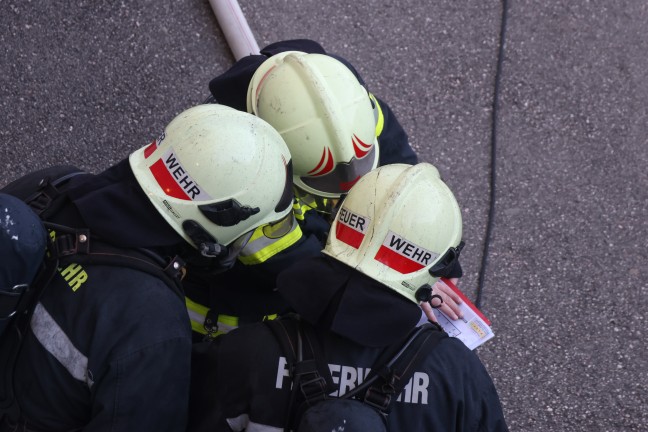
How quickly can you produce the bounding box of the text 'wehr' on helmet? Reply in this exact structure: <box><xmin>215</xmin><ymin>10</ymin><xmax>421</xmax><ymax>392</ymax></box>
<box><xmin>246</xmin><ymin>51</ymin><xmax>380</xmax><ymax>200</ymax></box>
<box><xmin>323</xmin><ymin>163</ymin><xmax>464</xmax><ymax>304</ymax></box>
<box><xmin>129</xmin><ymin>104</ymin><xmax>294</xmax><ymax>260</ymax></box>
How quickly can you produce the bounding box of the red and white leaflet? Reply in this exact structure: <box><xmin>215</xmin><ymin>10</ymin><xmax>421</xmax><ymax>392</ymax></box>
<box><xmin>432</xmin><ymin>278</ymin><xmax>495</xmax><ymax>350</ymax></box>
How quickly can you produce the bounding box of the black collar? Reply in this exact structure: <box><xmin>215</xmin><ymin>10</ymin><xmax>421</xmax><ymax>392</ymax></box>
<box><xmin>65</xmin><ymin>159</ymin><xmax>185</xmax><ymax>249</ymax></box>
<box><xmin>277</xmin><ymin>255</ymin><xmax>422</xmax><ymax>347</ymax></box>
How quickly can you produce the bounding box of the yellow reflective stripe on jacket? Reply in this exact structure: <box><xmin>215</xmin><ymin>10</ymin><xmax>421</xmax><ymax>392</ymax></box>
<box><xmin>208</xmin><ymin>314</ymin><xmax>278</xmax><ymax>338</ymax></box>
<box><xmin>186</xmin><ymin>297</ymin><xmax>210</xmax><ymax>335</ymax></box>
<box><xmin>370</xmin><ymin>93</ymin><xmax>385</xmax><ymax>137</ymax></box>
<box><xmin>292</xmin><ymin>195</ymin><xmax>321</xmax><ymax>221</ymax></box>
<box><xmin>237</xmin><ymin>216</ymin><xmax>302</xmax><ymax>265</ymax></box>
<box><xmin>211</xmin><ymin>315</ymin><xmax>239</xmax><ymax>337</ymax></box>
<box><xmin>293</xmin><ymin>200</ymin><xmax>312</xmax><ymax>221</ymax></box>
<box><xmin>185</xmin><ymin>296</ymin><xmax>278</xmax><ymax>337</ymax></box>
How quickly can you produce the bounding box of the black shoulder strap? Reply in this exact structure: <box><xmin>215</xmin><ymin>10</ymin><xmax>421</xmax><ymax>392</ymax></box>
<box><xmin>265</xmin><ymin>317</ymin><xmax>334</xmax><ymax>432</ymax></box>
<box><xmin>266</xmin><ymin>318</ymin><xmax>448</xmax><ymax>430</ymax></box>
<box><xmin>6</xmin><ymin>166</ymin><xmax>186</xmax><ymax>301</ymax></box>
<box><xmin>353</xmin><ymin>323</ymin><xmax>447</xmax><ymax>414</ymax></box>
<box><xmin>1</xmin><ymin>165</ymin><xmax>86</xmax><ymax>219</ymax></box>
<box><xmin>46</xmin><ymin>222</ymin><xmax>186</xmax><ymax>301</ymax></box>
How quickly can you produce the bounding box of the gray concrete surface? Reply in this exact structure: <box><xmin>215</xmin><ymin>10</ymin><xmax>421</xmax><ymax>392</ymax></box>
<box><xmin>1</xmin><ymin>0</ymin><xmax>646</xmax><ymax>430</ymax></box>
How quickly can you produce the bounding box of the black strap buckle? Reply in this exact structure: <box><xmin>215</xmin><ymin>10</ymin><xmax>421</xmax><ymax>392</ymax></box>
<box><xmin>363</xmin><ymin>386</ymin><xmax>393</xmax><ymax>411</ymax></box>
<box><xmin>299</xmin><ymin>374</ymin><xmax>329</xmax><ymax>404</ymax></box>
<box><xmin>203</xmin><ymin>309</ymin><xmax>220</xmax><ymax>341</ymax></box>
<box><xmin>53</xmin><ymin>229</ymin><xmax>91</xmax><ymax>256</ymax></box>
<box><xmin>163</xmin><ymin>256</ymin><xmax>186</xmax><ymax>280</ymax></box>
<box><xmin>26</xmin><ymin>179</ymin><xmax>60</xmax><ymax>216</ymax></box>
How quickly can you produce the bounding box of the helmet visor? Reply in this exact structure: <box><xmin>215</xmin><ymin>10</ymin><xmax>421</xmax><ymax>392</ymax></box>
<box><xmin>261</xmin><ymin>212</ymin><xmax>295</xmax><ymax>239</ymax></box>
<box><xmin>429</xmin><ymin>241</ymin><xmax>465</xmax><ymax>278</ymax></box>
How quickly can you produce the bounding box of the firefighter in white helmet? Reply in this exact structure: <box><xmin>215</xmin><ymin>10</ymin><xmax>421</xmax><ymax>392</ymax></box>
<box><xmin>130</xmin><ymin>104</ymin><xmax>294</xmax><ymax>267</ymax></box>
<box><xmin>246</xmin><ymin>50</ymin><xmax>381</xmax><ymax>200</ymax></box>
<box><xmin>0</xmin><ymin>104</ymin><xmax>293</xmax><ymax>431</ymax></box>
<box><xmin>188</xmin><ymin>163</ymin><xmax>508</xmax><ymax>432</ymax></box>
<box><xmin>323</xmin><ymin>163</ymin><xmax>463</xmax><ymax>305</ymax></box>
<box><xmin>187</xmin><ymin>40</ymin><xmax>466</xmax><ymax>340</ymax></box>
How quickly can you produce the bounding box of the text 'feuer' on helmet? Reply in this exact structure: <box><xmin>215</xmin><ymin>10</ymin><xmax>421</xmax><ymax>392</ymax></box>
<box><xmin>323</xmin><ymin>163</ymin><xmax>463</xmax><ymax>303</ymax></box>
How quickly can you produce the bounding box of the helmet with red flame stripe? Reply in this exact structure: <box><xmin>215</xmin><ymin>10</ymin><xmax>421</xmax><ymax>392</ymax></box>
<box><xmin>129</xmin><ymin>104</ymin><xmax>294</xmax><ymax>255</ymax></box>
<box><xmin>247</xmin><ymin>51</ymin><xmax>379</xmax><ymax>199</ymax></box>
<box><xmin>323</xmin><ymin>163</ymin><xmax>463</xmax><ymax>303</ymax></box>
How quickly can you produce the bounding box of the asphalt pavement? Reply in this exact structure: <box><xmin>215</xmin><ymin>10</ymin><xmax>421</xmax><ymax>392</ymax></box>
<box><xmin>1</xmin><ymin>1</ymin><xmax>646</xmax><ymax>430</ymax></box>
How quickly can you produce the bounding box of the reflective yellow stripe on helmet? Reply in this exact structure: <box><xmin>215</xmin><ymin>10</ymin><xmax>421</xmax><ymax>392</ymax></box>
<box><xmin>370</xmin><ymin>93</ymin><xmax>385</xmax><ymax>137</ymax></box>
<box><xmin>237</xmin><ymin>215</ymin><xmax>302</xmax><ymax>265</ymax></box>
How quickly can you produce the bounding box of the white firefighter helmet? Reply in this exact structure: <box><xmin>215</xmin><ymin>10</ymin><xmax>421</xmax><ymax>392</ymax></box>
<box><xmin>323</xmin><ymin>163</ymin><xmax>463</xmax><ymax>303</ymax></box>
<box><xmin>129</xmin><ymin>104</ymin><xmax>293</xmax><ymax>252</ymax></box>
<box><xmin>246</xmin><ymin>51</ymin><xmax>379</xmax><ymax>199</ymax></box>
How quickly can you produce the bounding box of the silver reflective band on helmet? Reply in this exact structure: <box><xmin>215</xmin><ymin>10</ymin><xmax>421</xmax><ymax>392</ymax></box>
<box><xmin>323</xmin><ymin>163</ymin><xmax>463</xmax><ymax>304</ymax></box>
<box><xmin>129</xmin><ymin>104</ymin><xmax>293</xmax><ymax>249</ymax></box>
<box><xmin>247</xmin><ymin>51</ymin><xmax>379</xmax><ymax>199</ymax></box>
<box><xmin>298</xmin><ymin>144</ymin><xmax>377</xmax><ymax>196</ymax></box>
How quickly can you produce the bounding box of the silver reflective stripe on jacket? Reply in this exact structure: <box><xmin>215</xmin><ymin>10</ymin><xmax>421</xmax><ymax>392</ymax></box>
<box><xmin>30</xmin><ymin>302</ymin><xmax>93</xmax><ymax>387</ymax></box>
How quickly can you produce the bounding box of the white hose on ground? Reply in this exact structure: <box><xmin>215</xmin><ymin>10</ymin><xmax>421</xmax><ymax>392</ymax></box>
<box><xmin>208</xmin><ymin>0</ymin><xmax>260</xmax><ymax>60</ymax></box>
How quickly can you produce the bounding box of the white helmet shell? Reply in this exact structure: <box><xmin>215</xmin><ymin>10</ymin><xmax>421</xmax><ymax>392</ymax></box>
<box><xmin>247</xmin><ymin>52</ymin><xmax>379</xmax><ymax>199</ymax></box>
<box><xmin>129</xmin><ymin>104</ymin><xmax>293</xmax><ymax>248</ymax></box>
<box><xmin>323</xmin><ymin>163</ymin><xmax>463</xmax><ymax>303</ymax></box>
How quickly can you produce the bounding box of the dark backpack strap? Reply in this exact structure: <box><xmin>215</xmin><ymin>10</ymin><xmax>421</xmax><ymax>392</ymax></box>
<box><xmin>265</xmin><ymin>317</ymin><xmax>334</xmax><ymax>432</ymax></box>
<box><xmin>348</xmin><ymin>323</ymin><xmax>448</xmax><ymax>414</ymax></box>
<box><xmin>267</xmin><ymin>318</ymin><xmax>447</xmax><ymax>429</ymax></box>
<box><xmin>1</xmin><ymin>165</ymin><xmax>86</xmax><ymax>220</ymax></box>
<box><xmin>265</xmin><ymin>318</ymin><xmax>300</xmax><ymax>432</ymax></box>
<box><xmin>3</xmin><ymin>166</ymin><xmax>185</xmax><ymax>298</ymax></box>
<box><xmin>44</xmin><ymin>222</ymin><xmax>186</xmax><ymax>302</ymax></box>
<box><xmin>295</xmin><ymin>323</ymin><xmax>334</xmax><ymax>406</ymax></box>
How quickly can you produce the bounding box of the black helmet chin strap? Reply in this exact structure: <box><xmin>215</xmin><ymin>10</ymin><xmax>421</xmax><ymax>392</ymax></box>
<box><xmin>181</xmin><ymin>220</ymin><xmax>227</xmax><ymax>259</ymax></box>
<box><xmin>415</xmin><ymin>283</ymin><xmax>444</xmax><ymax>309</ymax></box>
<box><xmin>198</xmin><ymin>242</ymin><xmax>226</xmax><ymax>258</ymax></box>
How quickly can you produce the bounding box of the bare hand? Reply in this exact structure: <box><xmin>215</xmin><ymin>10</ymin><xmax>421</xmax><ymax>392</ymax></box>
<box><xmin>420</xmin><ymin>278</ymin><xmax>464</xmax><ymax>322</ymax></box>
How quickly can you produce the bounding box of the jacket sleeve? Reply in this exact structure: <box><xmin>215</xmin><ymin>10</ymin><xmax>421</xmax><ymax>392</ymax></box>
<box><xmin>83</xmin><ymin>336</ymin><xmax>192</xmax><ymax>432</ymax></box>
<box><xmin>473</xmin><ymin>369</ymin><xmax>510</xmax><ymax>432</ymax></box>
<box><xmin>208</xmin><ymin>54</ymin><xmax>267</xmax><ymax>110</ymax></box>
<box><xmin>401</xmin><ymin>338</ymin><xmax>509</xmax><ymax>432</ymax></box>
<box><xmin>375</xmin><ymin>96</ymin><xmax>418</xmax><ymax>166</ymax></box>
